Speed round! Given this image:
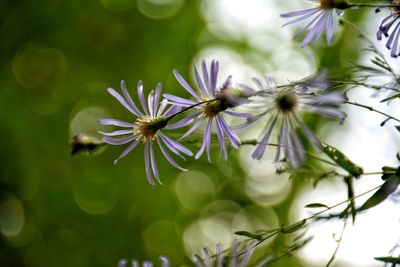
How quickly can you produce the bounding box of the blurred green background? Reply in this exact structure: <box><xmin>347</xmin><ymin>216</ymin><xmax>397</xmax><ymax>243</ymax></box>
<box><xmin>0</xmin><ymin>0</ymin><xmax>378</xmax><ymax>266</ymax></box>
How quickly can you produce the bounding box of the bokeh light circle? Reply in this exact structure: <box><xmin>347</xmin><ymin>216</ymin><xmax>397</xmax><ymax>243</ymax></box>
<box><xmin>137</xmin><ymin>0</ymin><xmax>184</xmax><ymax>20</ymax></box>
<box><xmin>174</xmin><ymin>170</ymin><xmax>215</xmax><ymax>212</ymax></box>
<box><xmin>0</xmin><ymin>191</ymin><xmax>25</xmax><ymax>237</ymax></box>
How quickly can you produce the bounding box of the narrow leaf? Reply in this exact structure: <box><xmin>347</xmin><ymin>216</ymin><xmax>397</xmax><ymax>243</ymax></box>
<box><xmin>381</xmin><ymin>166</ymin><xmax>399</xmax><ymax>180</ymax></box>
<box><xmin>234</xmin><ymin>231</ymin><xmax>263</xmax><ymax>241</ymax></box>
<box><xmin>374</xmin><ymin>256</ymin><xmax>400</xmax><ymax>264</ymax></box>
<box><xmin>359</xmin><ymin>172</ymin><xmax>400</xmax><ymax>211</ymax></box>
<box><xmin>305</xmin><ymin>203</ymin><xmax>329</xmax><ymax>209</ymax></box>
<box><xmin>282</xmin><ymin>219</ymin><xmax>307</xmax><ymax>234</ymax></box>
<box><xmin>322</xmin><ymin>143</ymin><xmax>363</xmax><ymax>177</ymax></box>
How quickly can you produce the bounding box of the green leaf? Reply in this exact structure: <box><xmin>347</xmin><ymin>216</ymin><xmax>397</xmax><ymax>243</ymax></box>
<box><xmin>282</xmin><ymin>219</ymin><xmax>307</xmax><ymax>234</ymax></box>
<box><xmin>359</xmin><ymin>172</ymin><xmax>400</xmax><ymax>211</ymax></box>
<box><xmin>305</xmin><ymin>203</ymin><xmax>329</xmax><ymax>209</ymax></box>
<box><xmin>381</xmin><ymin>166</ymin><xmax>399</xmax><ymax>180</ymax></box>
<box><xmin>374</xmin><ymin>256</ymin><xmax>400</xmax><ymax>264</ymax></box>
<box><xmin>234</xmin><ymin>231</ymin><xmax>263</xmax><ymax>241</ymax></box>
<box><xmin>396</xmin><ymin>126</ymin><xmax>400</xmax><ymax>133</ymax></box>
<box><xmin>322</xmin><ymin>143</ymin><xmax>363</xmax><ymax>177</ymax></box>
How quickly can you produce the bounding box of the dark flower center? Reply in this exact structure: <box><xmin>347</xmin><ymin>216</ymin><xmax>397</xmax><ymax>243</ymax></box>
<box><xmin>393</xmin><ymin>0</ymin><xmax>400</xmax><ymax>11</ymax></box>
<box><xmin>203</xmin><ymin>99</ymin><xmax>228</xmax><ymax>118</ymax></box>
<box><xmin>319</xmin><ymin>0</ymin><xmax>335</xmax><ymax>9</ymax></box>
<box><xmin>275</xmin><ymin>91</ymin><xmax>298</xmax><ymax>114</ymax></box>
<box><xmin>135</xmin><ymin>116</ymin><xmax>168</xmax><ymax>141</ymax></box>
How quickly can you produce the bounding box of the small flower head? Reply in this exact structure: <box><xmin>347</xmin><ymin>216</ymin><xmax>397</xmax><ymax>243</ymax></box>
<box><xmin>376</xmin><ymin>0</ymin><xmax>400</xmax><ymax>57</ymax></box>
<box><xmin>192</xmin><ymin>240</ymin><xmax>268</xmax><ymax>267</ymax></box>
<box><xmin>246</xmin><ymin>72</ymin><xmax>347</xmax><ymax>168</ymax></box>
<box><xmin>118</xmin><ymin>257</ymin><xmax>169</xmax><ymax>267</ymax></box>
<box><xmin>164</xmin><ymin>60</ymin><xmax>254</xmax><ymax>161</ymax></box>
<box><xmin>99</xmin><ymin>80</ymin><xmax>193</xmax><ymax>185</ymax></box>
<box><xmin>281</xmin><ymin>0</ymin><xmax>350</xmax><ymax>47</ymax></box>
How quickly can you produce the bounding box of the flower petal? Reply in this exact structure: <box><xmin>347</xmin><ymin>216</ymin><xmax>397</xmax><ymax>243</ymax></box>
<box><xmin>98</xmin><ymin>118</ymin><xmax>135</xmax><ymax>127</ymax></box>
<box><xmin>113</xmin><ymin>139</ymin><xmax>141</xmax><ymax>164</ymax></box>
<box><xmin>173</xmin><ymin>69</ymin><xmax>201</xmax><ymax>99</ymax></box>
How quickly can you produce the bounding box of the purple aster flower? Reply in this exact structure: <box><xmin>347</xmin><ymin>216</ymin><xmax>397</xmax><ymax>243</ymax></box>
<box><xmin>118</xmin><ymin>257</ymin><xmax>169</xmax><ymax>267</ymax></box>
<box><xmin>192</xmin><ymin>240</ymin><xmax>269</xmax><ymax>267</ymax></box>
<box><xmin>164</xmin><ymin>60</ymin><xmax>255</xmax><ymax>161</ymax></box>
<box><xmin>377</xmin><ymin>0</ymin><xmax>400</xmax><ymax>58</ymax></box>
<box><xmin>244</xmin><ymin>72</ymin><xmax>347</xmax><ymax>168</ymax></box>
<box><xmin>281</xmin><ymin>0</ymin><xmax>350</xmax><ymax>47</ymax></box>
<box><xmin>99</xmin><ymin>80</ymin><xmax>193</xmax><ymax>185</ymax></box>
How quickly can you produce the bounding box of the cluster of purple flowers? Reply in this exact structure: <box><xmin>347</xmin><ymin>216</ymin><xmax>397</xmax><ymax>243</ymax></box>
<box><xmin>99</xmin><ymin>59</ymin><xmax>346</xmax><ymax>184</ymax></box>
<box><xmin>99</xmin><ymin>0</ymin><xmax>400</xmax><ymax>184</ymax></box>
<box><xmin>281</xmin><ymin>0</ymin><xmax>400</xmax><ymax>58</ymax></box>
<box><xmin>118</xmin><ymin>240</ymin><xmax>270</xmax><ymax>267</ymax></box>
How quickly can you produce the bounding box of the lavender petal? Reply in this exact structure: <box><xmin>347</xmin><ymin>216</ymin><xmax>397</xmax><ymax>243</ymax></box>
<box><xmin>163</xmin><ymin>94</ymin><xmax>197</xmax><ymax>107</ymax></box>
<box><xmin>165</xmin><ymin>112</ymin><xmax>201</xmax><ymax>130</ymax></box>
<box><xmin>149</xmin><ymin>142</ymin><xmax>161</xmax><ymax>184</ymax></box>
<box><xmin>215</xmin><ymin>117</ymin><xmax>228</xmax><ymax>160</ymax></box>
<box><xmin>147</xmin><ymin>90</ymin><xmax>155</xmax><ymax>117</ymax></box>
<box><xmin>326</xmin><ymin>11</ymin><xmax>334</xmax><ymax>44</ymax></box>
<box><xmin>311</xmin><ymin>92</ymin><xmax>347</xmax><ymax>105</ymax></box>
<box><xmin>210</xmin><ymin>60</ymin><xmax>219</xmax><ymax>95</ymax></box>
<box><xmin>201</xmin><ymin>60</ymin><xmax>211</xmax><ymax>95</ymax></box>
<box><xmin>307</xmin><ymin>106</ymin><xmax>346</xmax><ymax>121</ymax></box>
<box><xmin>113</xmin><ymin>139</ymin><xmax>140</xmax><ymax>164</ymax></box>
<box><xmin>98</xmin><ymin>118</ymin><xmax>135</xmax><ymax>127</ymax></box>
<box><xmin>157</xmin><ymin>138</ymin><xmax>187</xmax><ymax>171</ymax></box>
<box><xmin>137</xmin><ymin>80</ymin><xmax>149</xmax><ymax>115</ymax></box>
<box><xmin>153</xmin><ymin>83</ymin><xmax>162</xmax><ymax>116</ymax></box>
<box><xmin>179</xmin><ymin>117</ymin><xmax>204</xmax><ymax>140</ymax></box>
<box><xmin>218</xmin><ymin>116</ymin><xmax>241</xmax><ymax>148</ymax></box>
<box><xmin>294</xmin><ymin>114</ymin><xmax>323</xmax><ymax>150</ymax></box>
<box><xmin>193</xmin><ymin>62</ymin><xmax>208</xmax><ymax>97</ymax></box>
<box><xmin>98</xmin><ymin>129</ymin><xmax>135</xmax><ymax>137</ymax></box>
<box><xmin>173</xmin><ymin>69</ymin><xmax>201</xmax><ymax>99</ymax></box>
<box><xmin>252</xmin><ymin>116</ymin><xmax>277</xmax><ymax>160</ymax></box>
<box><xmin>120</xmin><ymin>80</ymin><xmax>144</xmax><ymax>117</ymax></box>
<box><xmin>144</xmin><ymin>142</ymin><xmax>155</xmax><ymax>185</ymax></box>
<box><xmin>103</xmin><ymin>135</ymin><xmax>136</xmax><ymax>145</ymax></box>
<box><xmin>280</xmin><ymin>7</ymin><xmax>320</xmax><ymax>18</ymax></box>
<box><xmin>159</xmin><ymin>132</ymin><xmax>193</xmax><ymax>156</ymax></box>
<box><xmin>107</xmin><ymin>87</ymin><xmax>138</xmax><ymax>116</ymax></box>
<box><xmin>282</xmin><ymin>8</ymin><xmax>320</xmax><ymax>26</ymax></box>
<box><xmin>224</xmin><ymin>110</ymin><xmax>253</xmax><ymax>118</ymax></box>
<box><xmin>195</xmin><ymin>119</ymin><xmax>212</xmax><ymax>162</ymax></box>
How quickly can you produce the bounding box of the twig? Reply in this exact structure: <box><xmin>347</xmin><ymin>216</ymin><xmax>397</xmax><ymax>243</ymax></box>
<box><xmin>345</xmin><ymin>101</ymin><xmax>400</xmax><ymax>123</ymax></box>
<box><xmin>326</xmin><ymin>218</ymin><xmax>348</xmax><ymax>267</ymax></box>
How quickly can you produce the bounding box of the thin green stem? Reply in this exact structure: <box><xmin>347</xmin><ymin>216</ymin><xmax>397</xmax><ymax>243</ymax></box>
<box><xmin>348</xmin><ymin>3</ymin><xmax>400</xmax><ymax>9</ymax></box>
<box><xmin>166</xmin><ymin>99</ymin><xmax>216</xmax><ymax>122</ymax></box>
<box><xmin>339</xmin><ymin>18</ymin><xmax>397</xmax><ymax>78</ymax></box>
<box><xmin>330</xmin><ymin>80</ymin><xmax>400</xmax><ymax>93</ymax></box>
<box><xmin>345</xmin><ymin>100</ymin><xmax>400</xmax><ymax>123</ymax></box>
<box><xmin>326</xmin><ymin>218</ymin><xmax>348</xmax><ymax>267</ymax></box>
<box><xmin>253</xmin><ymin>183</ymin><xmax>382</xmax><ymax>247</ymax></box>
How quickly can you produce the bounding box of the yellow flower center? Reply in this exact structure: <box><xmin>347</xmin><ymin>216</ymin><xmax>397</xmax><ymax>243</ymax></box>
<box><xmin>134</xmin><ymin>116</ymin><xmax>168</xmax><ymax>142</ymax></box>
<box><xmin>203</xmin><ymin>99</ymin><xmax>227</xmax><ymax>118</ymax></box>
